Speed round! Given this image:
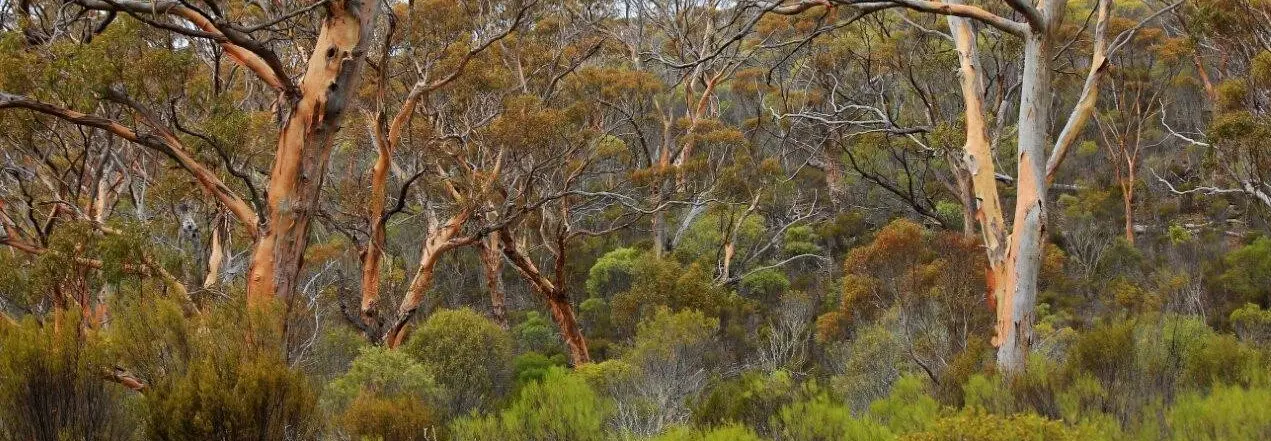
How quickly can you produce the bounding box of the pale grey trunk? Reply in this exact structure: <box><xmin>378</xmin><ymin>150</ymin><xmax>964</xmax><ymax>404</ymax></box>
<box><xmin>995</xmin><ymin>29</ymin><xmax>1053</xmax><ymax>373</ymax></box>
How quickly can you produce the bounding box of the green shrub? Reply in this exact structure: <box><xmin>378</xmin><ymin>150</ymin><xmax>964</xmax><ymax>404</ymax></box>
<box><xmin>610</xmin><ymin>257</ymin><xmax>730</xmax><ymax>337</ymax></box>
<box><xmin>868</xmin><ymin>374</ymin><xmax>941</xmax><ymax>435</ymax></box>
<box><xmin>586</xmin><ymin>247</ymin><xmax>642</xmax><ymax>298</ymax></box>
<box><xmin>513</xmin><ymin>351</ymin><xmax>567</xmax><ymax>386</ymax></box>
<box><xmin>1231</xmin><ymin>303</ymin><xmax>1271</xmax><ymax>345</ymax></box>
<box><xmin>322</xmin><ymin>346</ymin><xmax>443</xmax><ymax>439</ymax></box>
<box><xmin>692</xmin><ymin>370</ymin><xmax>798</xmax><ymax>434</ymax></box>
<box><xmin>773</xmin><ymin>392</ymin><xmax>895</xmax><ymax>441</ymax></box>
<box><xmin>106</xmin><ymin>296</ymin><xmax>320</xmax><ymax>441</ymax></box>
<box><xmin>1168</xmin><ymin>385</ymin><xmax>1271</xmax><ymax>441</ymax></box>
<box><xmin>450</xmin><ymin>368</ymin><xmax>610</xmax><ymax>441</ymax></box>
<box><xmin>647</xmin><ymin>424</ymin><xmax>766</xmax><ymax>441</ymax></box>
<box><xmin>0</xmin><ymin>316</ymin><xmax>139</xmax><ymax>441</ymax></box>
<box><xmin>514</xmin><ymin>311</ymin><xmax>562</xmax><ymax>355</ymax></box>
<box><xmin>403</xmin><ymin>308</ymin><xmax>514</xmax><ymax>415</ymax></box>
<box><xmin>1219</xmin><ymin>237</ymin><xmax>1271</xmax><ymax>304</ymax></box>
<box><xmin>899</xmin><ymin>410</ymin><xmax>1086</xmax><ymax>441</ymax></box>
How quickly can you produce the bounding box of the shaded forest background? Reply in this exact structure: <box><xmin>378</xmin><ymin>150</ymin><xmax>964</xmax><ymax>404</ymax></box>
<box><xmin>1</xmin><ymin>0</ymin><xmax>1270</xmax><ymax>440</ymax></box>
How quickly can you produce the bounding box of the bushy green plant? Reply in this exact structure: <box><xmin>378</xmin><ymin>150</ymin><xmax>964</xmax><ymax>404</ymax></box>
<box><xmin>0</xmin><ymin>316</ymin><xmax>139</xmax><ymax>441</ymax></box>
<box><xmin>323</xmin><ymin>346</ymin><xmax>441</xmax><ymax>413</ymax></box>
<box><xmin>104</xmin><ymin>295</ymin><xmax>320</xmax><ymax>441</ymax></box>
<box><xmin>403</xmin><ymin>308</ymin><xmax>514</xmax><ymax>415</ymax></box>
<box><xmin>899</xmin><ymin>410</ymin><xmax>1088</xmax><ymax>441</ymax></box>
<box><xmin>514</xmin><ymin>351</ymin><xmax>567</xmax><ymax>386</ymax></box>
<box><xmin>1230</xmin><ymin>303</ymin><xmax>1271</xmax><ymax>345</ymax></box>
<box><xmin>514</xmin><ymin>310</ymin><xmax>562</xmax><ymax>355</ymax></box>
<box><xmin>868</xmin><ymin>374</ymin><xmax>941</xmax><ymax>435</ymax></box>
<box><xmin>692</xmin><ymin>370</ymin><xmax>798</xmax><ymax>434</ymax></box>
<box><xmin>739</xmin><ymin>268</ymin><xmax>791</xmax><ymax>304</ymax></box>
<box><xmin>1219</xmin><ymin>237</ymin><xmax>1271</xmax><ymax>304</ymax></box>
<box><xmin>586</xmin><ymin>247</ymin><xmax>642</xmax><ymax>299</ymax></box>
<box><xmin>322</xmin><ymin>346</ymin><xmax>443</xmax><ymax>439</ymax></box>
<box><xmin>610</xmin><ymin>256</ymin><xmax>731</xmax><ymax>337</ymax></box>
<box><xmin>1168</xmin><ymin>385</ymin><xmax>1271</xmax><ymax>441</ymax></box>
<box><xmin>450</xmin><ymin>368</ymin><xmax>610</xmax><ymax>441</ymax></box>
<box><xmin>646</xmin><ymin>424</ymin><xmax>766</xmax><ymax>441</ymax></box>
<box><xmin>773</xmin><ymin>391</ymin><xmax>895</xmax><ymax>441</ymax></box>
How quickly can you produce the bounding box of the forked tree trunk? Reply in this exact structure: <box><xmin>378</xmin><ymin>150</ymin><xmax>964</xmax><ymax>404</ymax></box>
<box><xmin>498</xmin><ymin>229</ymin><xmax>591</xmax><ymax>366</ymax></box>
<box><xmin>246</xmin><ymin>0</ymin><xmax>380</xmax><ymax>305</ymax></box>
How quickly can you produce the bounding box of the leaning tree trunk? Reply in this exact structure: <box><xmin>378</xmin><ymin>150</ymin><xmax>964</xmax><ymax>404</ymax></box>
<box><xmin>498</xmin><ymin>229</ymin><xmax>591</xmax><ymax>366</ymax></box>
<box><xmin>246</xmin><ymin>0</ymin><xmax>380</xmax><ymax>305</ymax></box>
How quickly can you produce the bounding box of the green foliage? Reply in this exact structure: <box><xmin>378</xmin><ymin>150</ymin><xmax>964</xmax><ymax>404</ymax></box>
<box><xmin>774</xmin><ymin>391</ymin><xmax>896</xmax><ymax>441</ymax></box>
<box><xmin>783</xmin><ymin>225</ymin><xmax>822</xmax><ymax>256</ymax></box>
<box><xmin>692</xmin><ymin>370</ymin><xmax>798</xmax><ymax>433</ymax></box>
<box><xmin>1219</xmin><ymin>237</ymin><xmax>1271</xmax><ymax>304</ymax></box>
<box><xmin>739</xmin><ymin>268</ymin><xmax>790</xmax><ymax>304</ymax></box>
<box><xmin>610</xmin><ymin>256</ymin><xmax>731</xmax><ymax>336</ymax></box>
<box><xmin>1230</xmin><ymin>303</ymin><xmax>1271</xmax><ymax>345</ymax></box>
<box><xmin>1167</xmin><ymin>385</ymin><xmax>1271</xmax><ymax>441</ymax></box>
<box><xmin>513</xmin><ymin>351</ymin><xmax>567</xmax><ymax>386</ymax></box>
<box><xmin>674</xmin><ymin>211</ymin><xmax>766</xmax><ymax>263</ymax></box>
<box><xmin>627</xmin><ymin>307</ymin><xmax>721</xmax><ymax>368</ymax></box>
<box><xmin>586</xmin><ymin>247</ymin><xmax>642</xmax><ymax>298</ymax></box>
<box><xmin>899</xmin><ymin>410</ymin><xmax>1088</xmax><ymax>441</ymax></box>
<box><xmin>403</xmin><ymin>308</ymin><xmax>514</xmax><ymax>415</ymax></box>
<box><xmin>322</xmin><ymin>348</ymin><xmax>442</xmax><ymax>416</ymax></box>
<box><xmin>514</xmin><ymin>311</ymin><xmax>561</xmax><ymax>355</ymax></box>
<box><xmin>0</xmin><ymin>317</ymin><xmax>138</xmax><ymax>441</ymax></box>
<box><xmin>868</xmin><ymin>375</ymin><xmax>942</xmax><ymax>434</ymax></box>
<box><xmin>934</xmin><ymin>200</ymin><xmax>964</xmax><ymax>230</ymax></box>
<box><xmin>109</xmin><ymin>297</ymin><xmax>321</xmax><ymax>441</ymax></box>
<box><xmin>646</xmin><ymin>424</ymin><xmax>766</xmax><ymax>441</ymax></box>
<box><xmin>450</xmin><ymin>368</ymin><xmax>610</xmax><ymax>441</ymax></box>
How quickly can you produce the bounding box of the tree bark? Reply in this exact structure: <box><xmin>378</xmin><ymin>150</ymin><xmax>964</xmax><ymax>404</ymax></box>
<box><xmin>479</xmin><ymin>234</ymin><xmax>509</xmax><ymax>329</ymax></box>
<box><xmin>946</xmin><ymin>3</ymin><xmax>1011</xmax><ymax>334</ymax></box>
<box><xmin>383</xmin><ymin>209</ymin><xmax>474</xmax><ymax>348</ymax></box>
<box><xmin>993</xmin><ymin>20</ymin><xmax>1057</xmax><ymax>374</ymax></box>
<box><xmin>498</xmin><ymin>228</ymin><xmax>591</xmax><ymax>366</ymax></box>
<box><xmin>246</xmin><ymin>0</ymin><xmax>380</xmax><ymax>305</ymax></box>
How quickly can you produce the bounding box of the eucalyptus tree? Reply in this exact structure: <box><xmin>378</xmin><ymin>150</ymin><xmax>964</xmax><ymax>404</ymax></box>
<box><xmin>761</xmin><ymin>0</ymin><xmax>1177</xmax><ymax>372</ymax></box>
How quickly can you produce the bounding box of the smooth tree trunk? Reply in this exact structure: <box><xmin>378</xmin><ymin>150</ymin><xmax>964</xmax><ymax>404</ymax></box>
<box><xmin>942</xmin><ymin>0</ymin><xmax>1113</xmax><ymax>373</ymax></box>
<box><xmin>383</xmin><ymin>209</ymin><xmax>474</xmax><ymax>347</ymax></box>
<box><xmin>498</xmin><ymin>229</ymin><xmax>591</xmax><ymax>366</ymax></box>
<box><xmin>993</xmin><ymin>30</ymin><xmax>1053</xmax><ymax>372</ymax></box>
<box><xmin>247</xmin><ymin>0</ymin><xmax>380</xmax><ymax>305</ymax></box>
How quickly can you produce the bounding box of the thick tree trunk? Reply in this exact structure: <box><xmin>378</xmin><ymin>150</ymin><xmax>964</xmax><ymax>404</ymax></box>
<box><xmin>545</xmin><ymin>292</ymin><xmax>591</xmax><ymax>367</ymax></box>
<box><xmin>246</xmin><ymin>1</ymin><xmax>379</xmax><ymax>305</ymax></box>
<box><xmin>947</xmin><ymin>6</ymin><xmax>1011</xmax><ymax>329</ymax></box>
<box><xmin>994</xmin><ymin>29</ymin><xmax>1054</xmax><ymax>373</ymax></box>
<box><xmin>359</xmin><ymin>127</ymin><xmax>392</xmax><ymax>329</ymax></box>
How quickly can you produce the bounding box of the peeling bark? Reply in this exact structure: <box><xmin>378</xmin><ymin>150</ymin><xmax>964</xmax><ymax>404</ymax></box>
<box><xmin>246</xmin><ymin>0</ymin><xmax>380</xmax><ymax>305</ymax></box>
<box><xmin>383</xmin><ymin>209</ymin><xmax>475</xmax><ymax>348</ymax></box>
